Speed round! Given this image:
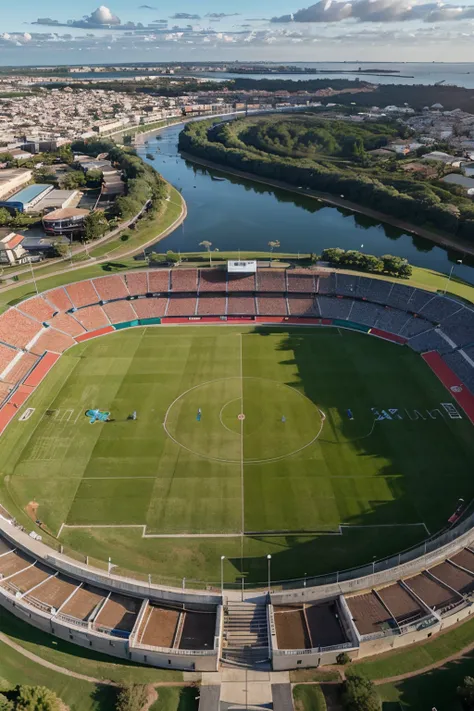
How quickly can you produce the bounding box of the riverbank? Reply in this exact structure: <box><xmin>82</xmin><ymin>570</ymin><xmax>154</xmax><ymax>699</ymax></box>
<box><xmin>180</xmin><ymin>152</ymin><xmax>474</xmax><ymax>259</ymax></box>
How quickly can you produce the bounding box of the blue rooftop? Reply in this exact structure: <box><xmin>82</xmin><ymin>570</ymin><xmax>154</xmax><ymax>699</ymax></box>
<box><xmin>4</xmin><ymin>184</ymin><xmax>51</xmax><ymax>206</ymax></box>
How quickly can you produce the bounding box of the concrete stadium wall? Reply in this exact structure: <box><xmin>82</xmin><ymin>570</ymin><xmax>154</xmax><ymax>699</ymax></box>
<box><xmin>0</xmin><ymin>520</ymin><xmax>221</xmax><ymax>608</ymax></box>
<box><xmin>270</xmin><ymin>523</ymin><xmax>474</xmax><ymax>605</ymax></box>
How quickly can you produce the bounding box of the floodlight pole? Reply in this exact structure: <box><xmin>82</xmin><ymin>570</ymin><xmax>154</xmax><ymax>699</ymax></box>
<box><xmin>220</xmin><ymin>555</ymin><xmax>225</xmax><ymax>595</ymax></box>
<box><xmin>444</xmin><ymin>259</ymin><xmax>463</xmax><ymax>295</ymax></box>
<box><xmin>267</xmin><ymin>554</ymin><xmax>272</xmax><ymax>595</ymax></box>
<box><xmin>28</xmin><ymin>258</ymin><xmax>39</xmax><ymax>295</ymax></box>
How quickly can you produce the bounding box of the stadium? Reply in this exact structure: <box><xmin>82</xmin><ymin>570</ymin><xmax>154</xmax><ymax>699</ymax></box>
<box><xmin>0</xmin><ymin>263</ymin><xmax>474</xmax><ymax>671</ymax></box>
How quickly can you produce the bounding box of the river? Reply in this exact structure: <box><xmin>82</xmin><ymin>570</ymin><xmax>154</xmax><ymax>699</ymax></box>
<box><xmin>138</xmin><ymin>123</ymin><xmax>474</xmax><ymax>285</ymax></box>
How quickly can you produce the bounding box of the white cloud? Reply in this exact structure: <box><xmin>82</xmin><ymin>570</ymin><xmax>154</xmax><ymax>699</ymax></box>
<box><xmin>272</xmin><ymin>0</ymin><xmax>474</xmax><ymax>23</ymax></box>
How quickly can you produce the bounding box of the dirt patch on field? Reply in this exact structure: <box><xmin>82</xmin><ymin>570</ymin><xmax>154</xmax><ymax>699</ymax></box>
<box><xmin>25</xmin><ymin>500</ymin><xmax>53</xmax><ymax>536</ymax></box>
<box><xmin>25</xmin><ymin>500</ymin><xmax>38</xmax><ymax>521</ymax></box>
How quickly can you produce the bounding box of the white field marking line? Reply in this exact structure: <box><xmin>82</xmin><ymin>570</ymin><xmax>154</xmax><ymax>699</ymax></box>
<box><xmin>219</xmin><ymin>398</ymin><xmax>241</xmax><ymax>436</ymax></box>
<box><xmin>163</xmin><ymin>375</ymin><xmax>326</xmax><ymax>465</ymax></box>
<box><xmin>58</xmin><ymin>523</ymin><xmax>241</xmax><ymax>539</ymax></box>
<box><xmin>58</xmin><ymin>522</ymin><xmax>430</xmax><ymax>539</ymax></box>
<box><xmin>341</xmin><ymin>522</ymin><xmax>431</xmax><ymax>534</ymax></box>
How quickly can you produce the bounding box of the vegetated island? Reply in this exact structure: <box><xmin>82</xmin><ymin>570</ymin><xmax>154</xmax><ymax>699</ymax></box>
<box><xmin>178</xmin><ymin>113</ymin><xmax>474</xmax><ymax>248</ymax></box>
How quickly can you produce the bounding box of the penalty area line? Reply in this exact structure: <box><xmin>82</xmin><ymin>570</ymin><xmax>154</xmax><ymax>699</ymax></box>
<box><xmin>58</xmin><ymin>523</ymin><xmax>242</xmax><ymax>539</ymax></box>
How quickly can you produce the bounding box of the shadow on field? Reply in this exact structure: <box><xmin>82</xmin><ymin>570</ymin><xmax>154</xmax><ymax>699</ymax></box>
<box><xmin>226</xmin><ymin>325</ymin><xmax>474</xmax><ymax>585</ymax></box>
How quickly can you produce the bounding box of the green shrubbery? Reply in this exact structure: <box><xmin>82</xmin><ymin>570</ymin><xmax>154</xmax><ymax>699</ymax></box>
<box><xmin>0</xmin><ymin>686</ymin><xmax>62</xmax><ymax>711</ymax></box>
<box><xmin>321</xmin><ymin>248</ymin><xmax>412</xmax><ymax>278</ymax></box>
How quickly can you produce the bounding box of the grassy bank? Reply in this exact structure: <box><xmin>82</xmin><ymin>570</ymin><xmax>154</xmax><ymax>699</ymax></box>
<box><xmin>0</xmin><ymin>608</ymin><xmax>182</xmax><ymax>684</ymax></box>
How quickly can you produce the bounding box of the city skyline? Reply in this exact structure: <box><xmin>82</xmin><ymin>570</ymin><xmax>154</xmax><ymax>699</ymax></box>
<box><xmin>3</xmin><ymin>1</ymin><xmax>474</xmax><ymax>64</ymax></box>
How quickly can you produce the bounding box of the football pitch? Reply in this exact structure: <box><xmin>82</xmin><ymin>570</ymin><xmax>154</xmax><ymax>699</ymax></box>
<box><xmin>1</xmin><ymin>325</ymin><xmax>474</xmax><ymax>586</ymax></box>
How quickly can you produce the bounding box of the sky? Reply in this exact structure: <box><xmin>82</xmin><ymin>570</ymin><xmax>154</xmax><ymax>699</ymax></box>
<box><xmin>3</xmin><ymin>1</ymin><xmax>474</xmax><ymax>66</ymax></box>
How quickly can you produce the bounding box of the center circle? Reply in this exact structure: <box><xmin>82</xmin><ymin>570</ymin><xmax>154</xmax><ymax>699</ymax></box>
<box><xmin>163</xmin><ymin>377</ymin><xmax>325</xmax><ymax>464</ymax></box>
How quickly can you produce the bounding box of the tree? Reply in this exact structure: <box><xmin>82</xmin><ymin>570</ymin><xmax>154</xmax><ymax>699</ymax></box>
<box><xmin>0</xmin><ymin>208</ymin><xmax>12</xmax><ymax>226</ymax></box>
<box><xmin>115</xmin><ymin>684</ymin><xmax>148</xmax><ymax>711</ymax></box>
<box><xmin>166</xmin><ymin>250</ymin><xmax>180</xmax><ymax>265</ymax></box>
<box><xmin>0</xmin><ymin>695</ymin><xmax>13</xmax><ymax>711</ymax></box>
<box><xmin>268</xmin><ymin>240</ymin><xmax>280</xmax><ymax>254</ymax></box>
<box><xmin>382</xmin><ymin>254</ymin><xmax>412</xmax><ymax>277</ymax></box>
<box><xmin>341</xmin><ymin>673</ymin><xmax>381</xmax><ymax>711</ymax></box>
<box><xmin>458</xmin><ymin>677</ymin><xmax>474</xmax><ymax>710</ymax></box>
<box><xmin>147</xmin><ymin>252</ymin><xmax>167</xmax><ymax>266</ymax></box>
<box><xmin>16</xmin><ymin>686</ymin><xmax>62</xmax><ymax>711</ymax></box>
<box><xmin>52</xmin><ymin>240</ymin><xmax>70</xmax><ymax>258</ymax></box>
<box><xmin>61</xmin><ymin>170</ymin><xmax>86</xmax><ymax>190</ymax></box>
<box><xmin>199</xmin><ymin>240</ymin><xmax>213</xmax><ymax>266</ymax></box>
<box><xmin>86</xmin><ymin>169</ymin><xmax>103</xmax><ymax>186</ymax></box>
<box><xmin>336</xmin><ymin>652</ymin><xmax>351</xmax><ymax>666</ymax></box>
<box><xmin>84</xmin><ymin>211</ymin><xmax>108</xmax><ymax>242</ymax></box>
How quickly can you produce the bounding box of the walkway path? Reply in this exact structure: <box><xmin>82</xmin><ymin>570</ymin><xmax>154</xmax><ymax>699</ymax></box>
<box><xmin>0</xmin><ymin>630</ymin><xmax>188</xmax><ymax>688</ymax></box>
<box><xmin>0</xmin><ymin>191</ymin><xmax>186</xmax><ymax>299</ymax></box>
<box><xmin>372</xmin><ymin>638</ymin><xmax>474</xmax><ymax>686</ymax></box>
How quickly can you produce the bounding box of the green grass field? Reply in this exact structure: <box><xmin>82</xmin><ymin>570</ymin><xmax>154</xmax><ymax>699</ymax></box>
<box><xmin>1</xmin><ymin>325</ymin><xmax>473</xmax><ymax>586</ymax></box>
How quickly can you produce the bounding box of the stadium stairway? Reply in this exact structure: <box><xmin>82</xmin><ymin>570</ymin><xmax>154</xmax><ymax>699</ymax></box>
<box><xmin>221</xmin><ymin>601</ymin><xmax>270</xmax><ymax>668</ymax></box>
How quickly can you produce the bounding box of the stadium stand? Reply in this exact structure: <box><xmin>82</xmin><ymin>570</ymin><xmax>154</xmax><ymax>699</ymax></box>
<box><xmin>4</xmin><ymin>353</ymin><xmax>38</xmax><ymax>384</ymax></box>
<box><xmin>346</xmin><ymin>592</ymin><xmax>393</xmax><ymax>636</ymax></box>
<box><xmin>18</xmin><ymin>296</ymin><xmax>56</xmax><ymax>323</ymax></box>
<box><xmin>428</xmin><ymin>561</ymin><xmax>474</xmax><ymax>596</ymax></box>
<box><xmin>399</xmin><ymin>316</ymin><xmax>433</xmax><ymax>339</ymax></box>
<box><xmin>385</xmin><ymin>283</ymin><xmax>416</xmax><ymax>310</ymax></box>
<box><xmin>148</xmin><ymin>270</ymin><xmax>170</xmax><ymax>293</ymax></box>
<box><xmin>0</xmin><ymin>549</ymin><xmax>34</xmax><ymax>578</ymax></box>
<box><xmin>0</xmin><ymin>345</ymin><xmax>20</xmax><ymax>377</ymax></box>
<box><xmin>420</xmin><ymin>296</ymin><xmax>464</xmax><ymax>324</ymax></box>
<box><xmin>336</xmin><ymin>274</ymin><xmax>359</xmax><ymax>297</ymax></box>
<box><xmin>408</xmin><ymin>329</ymin><xmax>453</xmax><ymax>355</ymax></box>
<box><xmin>197</xmin><ymin>295</ymin><xmax>227</xmax><ymax>316</ymax></box>
<box><xmin>227</xmin><ymin>273</ymin><xmax>256</xmax><ymax>292</ymax></box>
<box><xmin>305</xmin><ymin>601</ymin><xmax>348</xmax><ymax>648</ymax></box>
<box><xmin>0</xmin><ymin>382</ymin><xmax>12</xmax><ymax>402</ymax></box>
<box><xmin>73</xmin><ymin>305</ymin><xmax>110</xmax><ymax>331</ymax></box>
<box><xmin>171</xmin><ymin>269</ymin><xmax>198</xmax><ymax>292</ymax></box>
<box><xmin>199</xmin><ymin>270</ymin><xmax>227</xmax><ymax>292</ymax></box>
<box><xmin>287</xmin><ymin>272</ymin><xmax>315</xmax><ymax>293</ymax></box>
<box><xmin>131</xmin><ymin>298</ymin><xmax>168</xmax><ymax>320</ymax></box>
<box><xmin>60</xmin><ymin>584</ymin><xmax>106</xmax><ymax>621</ymax></box>
<box><xmin>26</xmin><ymin>574</ymin><xmax>80</xmax><ymax>610</ymax></box>
<box><xmin>102</xmin><ymin>300</ymin><xmax>138</xmax><ymax>325</ymax></box>
<box><xmin>377</xmin><ymin>582</ymin><xmax>427</xmax><ymax>626</ymax></box>
<box><xmin>407</xmin><ymin>290</ymin><xmax>437</xmax><ymax>315</ymax></box>
<box><xmin>1</xmin><ymin>563</ymin><xmax>53</xmax><ymax>595</ymax></box>
<box><xmin>257</xmin><ymin>270</ymin><xmax>287</xmax><ymax>292</ymax></box>
<box><xmin>372</xmin><ymin>307</ymin><xmax>412</xmax><ymax>335</ymax></box>
<box><xmin>361</xmin><ymin>278</ymin><xmax>394</xmax><ymax>306</ymax></box>
<box><xmin>449</xmin><ymin>549</ymin><xmax>474</xmax><ymax>574</ymax></box>
<box><xmin>93</xmin><ymin>275</ymin><xmax>129</xmax><ymax>302</ymax></box>
<box><xmin>317</xmin><ymin>272</ymin><xmax>336</xmax><ymax>295</ymax></box>
<box><xmin>0</xmin><ymin>309</ymin><xmax>42</xmax><ymax>350</ymax></box>
<box><xmin>166</xmin><ymin>295</ymin><xmax>197</xmax><ymax>317</ymax></box>
<box><xmin>125</xmin><ymin>272</ymin><xmax>149</xmax><ymax>297</ymax></box>
<box><xmin>179</xmin><ymin>610</ymin><xmax>216</xmax><ymax>650</ymax></box>
<box><xmin>348</xmin><ymin>301</ymin><xmax>384</xmax><ymax>328</ymax></box>
<box><xmin>94</xmin><ymin>593</ymin><xmax>141</xmax><ymax>634</ymax></box>
<box><xmin>440</xmin><ymin>307</ymin><xmax>474</xmax><ymax>347</ymax></box>
<box><xmin>287</xmin><ymin>295</ymin><xmax>318</xmax><ymax>317</ymax></box>
<box><xmin>227</xmin><ymin>296</ymin><xmax>256</xmax><ymax>316</ymax></box>
<box><xmin>136</xmin><ymin>604</ymin><xmax>180</xmax><ymax>647</ymax></box>
<box><xmin>443</xmin><ymin>352</ymin><xmax>474</xmax><ymax>393</ymax></box>
<box><xmin>65</xmin><ymin>280</ymin><xmax>100</xmax><ymax>309</ymax></box>
<box><xmin>48</xmin><ymin>312</ymin><xmax>86</xmax><ymax>338</ymax></box>
<box><xmin>45</xmin><ymin>287</ymin><xmax>73</xmax><ymax>313</ymax></box>
<box><xmin>404</xmin><ymin>572</ymin><xmax>463</xmax><ymax>612</ymax></box>
<box><xmin>318</xmin><ymin>296</ymin><xmax>352</xmax><ymax>320</ymax></box>
<box><xmin>32</xmin><ymin>328</ymin><xmax>76</xmax><ymax>355</ymax></box>
<box><xmin>257</xmin><ymin>295</ymin><xmax>288</xmax><ymax>316</ymax></box>
<box><xmin>274</xmin><ymin>606</ymin><xmax>311</xmax><ymax>650</ymax></box>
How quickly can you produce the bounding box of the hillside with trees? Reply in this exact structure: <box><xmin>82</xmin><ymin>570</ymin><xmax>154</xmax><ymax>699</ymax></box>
<box><xmin>179</xmin><ymin>114</ymin><xmax>474</xmax><ymax>244</ymax></box>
